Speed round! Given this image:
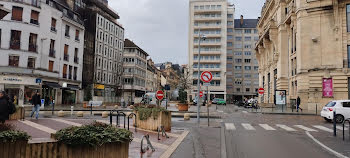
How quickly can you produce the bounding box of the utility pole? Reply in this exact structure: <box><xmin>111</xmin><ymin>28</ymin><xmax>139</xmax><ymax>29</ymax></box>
<box><xmin>196</xmin><ymin>27</ymin><xmax>206</xmax><ymax>124</ymax></box>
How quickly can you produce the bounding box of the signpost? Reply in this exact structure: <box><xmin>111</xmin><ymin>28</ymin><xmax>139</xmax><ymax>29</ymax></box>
<box><xmin>201</xmin><ymin>71</ymin><xmax>213</xmax><ymax>127</ymax></box>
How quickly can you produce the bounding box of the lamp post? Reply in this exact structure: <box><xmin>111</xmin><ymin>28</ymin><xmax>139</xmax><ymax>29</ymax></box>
<box><xmin>196</xmin><ymin>27</ymin><xmax>206</xmax><ymax>124</ymax></box>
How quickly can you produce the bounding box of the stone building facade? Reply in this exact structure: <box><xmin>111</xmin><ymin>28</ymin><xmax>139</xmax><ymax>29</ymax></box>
<box><xmin>256</xmin><ymin>0</ymin><xmax>350</xmax><ymax>111</ymax></box>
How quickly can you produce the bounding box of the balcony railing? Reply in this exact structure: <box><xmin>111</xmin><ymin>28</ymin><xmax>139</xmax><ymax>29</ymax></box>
<box><xmin>75</xmin><ymin>36</ymin><xmax>80</xmax><ymax>42</ymax></box>
<box><xmin>65</xmin><ymin>33</ymin><xmax>70</xmax><ymax>38</ymax></box>
<box><xmin>49</xmin><ymin>49</ymin><xmax>55</xmax><ymax>58</ymax></box>
<box><xmin>10</xmin><ymin>41</ymin><xmax>20</xmax><ymax>50</ymax></box>
<box><xmin>74</xmin><ymin>57</ymin><xmax>79</xmax><ymax>64</ymax></box>
<box><xmin>64</xmin><ymin>54</ymin><xmax>69</xmax><ymax>61</ymax></box>
<box><xmin>28</xmin><ymin>44</ymin><xmax>37</xmax><ymax>52</ymax></box>
<box><xmin>12</xmin><ymin>0</ymin><xmax>40</xmax><ymax>8</ymax></box>
<box><xmin>50</xmin><ymin>27</ymin><xmax>57</xmax><ymax>32</ymax></box>
<box><xmin>63</xmin><ymin>73</ymin><xmax>67</xmax><ymax>78</ymax></box>
<box><xmin>30</xmin><ymin>19</ymin><xmax>39</xmax><ymax>25</ymax></box>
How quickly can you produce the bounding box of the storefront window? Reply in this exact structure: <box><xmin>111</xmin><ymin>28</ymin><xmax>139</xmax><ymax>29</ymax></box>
<box><xmin>24</xmin><ymin>86</ymin><xmax>40</xmax><ymax>105</ymax></box>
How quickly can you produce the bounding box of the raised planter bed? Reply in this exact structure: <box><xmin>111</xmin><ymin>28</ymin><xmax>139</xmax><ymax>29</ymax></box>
<box><xmin>9</xmin><ymin>107</ymin><xmax>25</xmax><ymax>120</ymax></box>
<box><xmin>177</xmin><ymin>103</ymin><xmax>189</xmax><ymax>111</ymax></box>
<box><xmin>0</xmin><ymin>141</ymin><xmax>129</xmax><ymax>158</ymax></box>
<box><xmin>135</xmin><ymin>111</ymin><xmax>171</xmax><ymax>131</ymax></box>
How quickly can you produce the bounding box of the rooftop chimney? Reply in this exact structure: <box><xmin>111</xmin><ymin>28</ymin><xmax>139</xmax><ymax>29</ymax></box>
<box><xmin>240</xmin><ymin>15</ymin><xmax>244</xmax><ymax>26</ymax></box>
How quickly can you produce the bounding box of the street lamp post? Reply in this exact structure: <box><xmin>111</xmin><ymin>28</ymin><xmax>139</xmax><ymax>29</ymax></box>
<box><xmin>196</xmin><ymin>28</ymin><xmax>206</xmax><ymax>124</ymax></box>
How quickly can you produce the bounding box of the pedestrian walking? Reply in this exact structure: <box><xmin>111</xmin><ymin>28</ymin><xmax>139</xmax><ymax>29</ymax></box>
<box><xmin>297</xmin><ymin>96</ymin><xmax>303</xmax><ymax>112</ymax></box>
<box><xmin>0</xmin><ymin>91</ymin><xmax>9</xmax><ymax>124</ymax></box>
<box><xmin>30</xmin><ymin>91</ymin><xmax>41</xmax><ymax>119</ymax></box>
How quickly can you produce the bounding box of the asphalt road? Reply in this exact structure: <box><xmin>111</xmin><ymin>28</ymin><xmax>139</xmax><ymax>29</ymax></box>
<box><xmin>223</xmin><ymin>106</ymin><xmax>335</xmax><ymax>158</ymax></box>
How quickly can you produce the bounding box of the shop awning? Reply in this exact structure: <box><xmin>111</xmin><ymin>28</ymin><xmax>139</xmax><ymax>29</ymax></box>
<box><xmin>43</xmin><ymin>81</ymin><xmax>61</xmax><ymax>88</ymax></box>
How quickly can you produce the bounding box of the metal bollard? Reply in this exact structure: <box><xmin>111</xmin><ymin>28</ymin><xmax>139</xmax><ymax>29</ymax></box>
<box><xmin>333</xmin><ymin>111</ymin><xmax>337</xmax><ymax>137</ymax></box>
<box><xmin>316</xmin><ymin>104</ymin><xmax>318</xmax><ymax>115</ymax></box>
<box><xmin>90</xmin><ymin>103</ymin><xmax>93</xmax><ymax>116</ymax></box>
<box><xmin>110</xmin><ymin>111</ymin><xmax>113</xmax><ymax>125</ymax></box>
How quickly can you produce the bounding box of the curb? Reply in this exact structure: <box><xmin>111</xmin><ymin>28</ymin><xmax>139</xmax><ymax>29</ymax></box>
<box><xmin>249</xmin><ymin>111</ymin><xmax>317</xmax><ymax>116</ymax></box>
<box><xmin>220</xmin><ymin>123</ymin><xmax>227</xmax><ymax>158</ymax></box>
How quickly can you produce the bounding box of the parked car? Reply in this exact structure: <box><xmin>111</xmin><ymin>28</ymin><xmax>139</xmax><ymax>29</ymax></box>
<box><xmin>321</xmin><ymin>100</ymin><xmax>350</xmax><ymax>123</ymax></box>
<box><xmin>212</xmin><ymin>98</ymin><xmax>220</xmax><ymax>104</ymax></box>
<box><xmin>217</xmin><ymin>99</ymin><xmax>226</xmax><ymax>105</ymax></box>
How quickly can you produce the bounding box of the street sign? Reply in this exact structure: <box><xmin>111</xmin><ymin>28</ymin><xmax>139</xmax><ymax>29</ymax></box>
<box><xmin>258</xmin><ymin>88</ymin><xmax>265</xmax><ymax>95</ymax></box>
<box><xmin>199</xmin><ymin>91</ymin><xmax>204</xmax><ymax>98</ymax></box>
<box><xmin>201</xmin><ymin>71</ymin><xmax>213</xmax><ymax>83</ymax></box>
<box><xmin>156</xmin><ymin>90</ymin><xmax>164</xmax><ymax>100</ymax></box>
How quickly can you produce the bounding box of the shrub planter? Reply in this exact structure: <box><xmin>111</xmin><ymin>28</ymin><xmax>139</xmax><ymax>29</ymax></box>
<box><xmin>9</xmin><ymin>107</ymin><xmax>25</xmax><ymax>120</ymax></box>
<box><xmin>134</xmin><ymin>107</ymin><xmax>171</xmax><ymax>131</ymax></box>
<box><xmin>177</xmin><ymin>103</ymin><xmax>189</xmax><ymax>111</ymax></box>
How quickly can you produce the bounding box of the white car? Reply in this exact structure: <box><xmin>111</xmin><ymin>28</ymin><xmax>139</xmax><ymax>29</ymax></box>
<box><xmin>321</xmin><ymin>100</ymin><xmax>350</xmax><ymax>123</ymax></box>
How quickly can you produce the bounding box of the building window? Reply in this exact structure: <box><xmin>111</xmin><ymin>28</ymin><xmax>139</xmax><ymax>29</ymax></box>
<box><xmin>234</xmin><ymin>44</ymin><xmax>242</xmax><ymax>49</ymax></box>
<box><xmin>68</xmin><ymin>65</ymin><xmax>72</xmax><ymax>79</ymax></box>
<box><xmin>227</xmin><ymin>35</ymin><xmax>233</xmax><ymax>39</ymax></box>
<box><xmin>244</xmin><ymin>45</ymin><xmax>251</xmax><ymax>49</ymax></box>
<box><xmin>28</xmin><ymin>33</ymin><xmax>37</xmax><ymax>52</ymax></box>
<box><xmin>227</xmin><ymin>42</ymin><xmax>233</xmax><ymax>47</ymax></box>
<box><xmin>30</xmin><ymin>10</ymin><xmax>39</xmax><ymax>25</ymax></box>
<box><xmin>75</xmin><ymin>30</ymin><xmax>80</xmax><ymax>41</ymax></box>
<box><xmin>64</xmin><ymin>45</ymin><xmax>69</xmax><ymax>61</ymax></box>
<box><xmin>235</xmin><ymin>37</ymin><xmax>242</xmax><ymax>41</ymax></box>
<box><xmin>227</xmin><ymin>14</ymin><xmax>233</xmax><ymax>18</ymax></box>
<box><xmin>74</xmin><ymin>48</ymin><xmax>79</xmax><ymax>64</ymax></box>
<box><xmin>244</xmin><ymin>51</ymin><xmax>252</xmax><ymax>56</ymax></box>
<box><xmin>51</xmin><ymin>18</ymin><xmax>57</xmax><ymax>32</ymax></box>
<box><xmin>27</xmin><ymin>57</ymin><xmax>35</xmax><ymax>69</ymax></box>
<box><xmin>246</xmin><ymin>88</ymin><xmax>250</xmax><ymax>92</ymax></box>
<box><xmin>235</xmin><ymin>59</ymin><xmax>242</xmax><ymax>63</ymax></box>
<box><xmin>245</xmin><ymin>66</ymin><xmax>251</xmax><ymax>70</ymax></box>
<box><xmin>73</xmin><ymin>67</ymin><xmax>77</xmax><ymax>80</ymax></box>
<box><xmin>11</xmin><ymin>6</ymin><xmax>23</xmax><ymax>21</ymax></box>
<box><xmin>245</xmin><ymin>37</ymin><xmax>251</xmax><ymax>41</ymax></box>
<box><xmin>9</xmin><ymin>56</ymin><xmax>19</xmax><ymax>67</ymax></box>
<box><xmin>227</xmin><ymin>21</ymin><xmax>233</xmax><ymax>26</ymax></box>
<box><xmin>48</xmin><ymin>60</ymin><xmax>54</xmax><ymax>72</ymax></box>
<box><xmin>244</xmin><ymin>29</ymin><xmax>251</xmax><ymax>34</ymax></box>
<box><xmin>235</xmin><ymin>30</ymin><xmax>242</xmax><ymax>34</ymax></box>
<box><xmin>63</xmin><ymin>64</ymin><xmax>67</xmax><ymax>78</ymax></box>
<box><xmin>10</xmin><ymin>30</ymin><xmax>21</xmax><ymax>50</ymax></box>
<box><xmin>65</xmin><ymin>25</ymin><xmax>70</xmax><ymax>37</ymax></box>
<box><xmin>49</xmin><ymin>40</ymin><xmax>55</xmax><ymax>57</ymax></box>
<box><xmin>245</xmin><ymin>59</ymin><xmax>251</xmax><ymax>63</ymax></box>
<box><xmin>236</xmin><ymin>88</ymin><xmax>241</xmax><ymax>92</ymax></box>
<box><xmin>227</xmin><ymin>28</ymin><xmax>233</xmax><ymax>33</ymax></box>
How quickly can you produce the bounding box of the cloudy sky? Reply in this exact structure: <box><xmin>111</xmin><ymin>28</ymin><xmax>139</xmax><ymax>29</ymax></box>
<box><xmin>109</xmin><ymin>0</ymin><xmax>265</xmax><ymax>65</ymax></box>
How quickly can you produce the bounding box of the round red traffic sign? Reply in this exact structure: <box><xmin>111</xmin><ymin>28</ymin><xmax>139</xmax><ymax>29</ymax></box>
<box><xmin>199</xmin><ymin>91</ymin><xmax>204</xmax><ymax>98</ymax></box>
<box><xmin>201</xmin><ymin>71</ymin><xmax>213</xmax><ymax>83</ymax></box>
<box><xmin>156</xmin><ymin>90</ymin><xmax>164</xmax><ymax>100</ymax></box>
<box><xmin>258</xmin><ymin>88</ymin><xmax>265</xmax><ymax>95</ymax></box>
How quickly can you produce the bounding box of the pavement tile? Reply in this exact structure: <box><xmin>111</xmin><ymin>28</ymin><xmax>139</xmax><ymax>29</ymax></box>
<box><xmin>6</xmin><ymin>120</ymin><xmax>51</xmax><ymax>139</ymax></box>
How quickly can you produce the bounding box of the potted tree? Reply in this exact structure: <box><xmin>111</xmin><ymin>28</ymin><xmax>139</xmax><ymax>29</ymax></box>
<box><xmin>177</xmin><ymin>67</ymin><xmax>192</xmax><ymax>111</ymax></box>
<box><xmin>178</xmin><ymin>88</ymin><xmax>189</xmax><ymax>111</ymax></box>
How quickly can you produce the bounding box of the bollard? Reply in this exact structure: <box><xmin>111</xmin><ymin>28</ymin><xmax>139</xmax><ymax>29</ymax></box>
<box><xmin>71</xmin><ymin>106</ymin><xmax>74</xmax><ymax>116</ymax></box>
<box><xmin>316</xmin><ymin>104</ymin><xmax>318</xmax><ymax>115</ymax></box>
<box><xmin>90</xmin><ymin>103</ymin><xmax>93</xmax><ymax>116</ymax></box>
<box><xmin>110</xmin><ymin>111</ymin><xmax>113</xmax><ymax>125</ymax></box>
<box><xmin>52</xmin><ymin>102</ymin><xmax>55</xmax><ymax>115</ymax></box>
<box><xmin>333</xmin><ymin>111</ymin><xmax>337</xmax><ymax>137</ymax></box>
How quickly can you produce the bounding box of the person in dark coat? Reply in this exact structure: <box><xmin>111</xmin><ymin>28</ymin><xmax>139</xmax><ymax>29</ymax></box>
<box><xmin>0</xmin><ymin>91</ymin><xmax>10</xmax><ymax>124</ymax></box>
<box><xmin>30</xmin><ymin>92</ymin><xmax>41</xmax><ymax>119</ymax></box>
<box><xmin>297</xmin><ymin>96</ymin><xmax>303</xmax><ymax>112</ymax></box>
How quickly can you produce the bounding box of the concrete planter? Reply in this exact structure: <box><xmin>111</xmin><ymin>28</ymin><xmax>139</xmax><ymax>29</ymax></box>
<box><xmin>9</xmin><ymin>107</ymin><xmax>25</xmax><ymax>120</ymax></box>
<box><xmin>135</xmin><ymin>111</ymin><xmax>171</xmax><ymax>131</ymax></box>
<box><xmin>0</xmin><ymin>140</ymin><xmax>129</xmax><ymax>158</ymax></box>
<box><xmin>177</xmin><ymin>103</ymin><xmax>189</xmax><ymax>111</ymax></box>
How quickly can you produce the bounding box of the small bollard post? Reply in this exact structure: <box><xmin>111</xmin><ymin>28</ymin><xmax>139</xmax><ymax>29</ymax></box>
<box><xmin>110</xmin><ymin>111</ymin><xmax>113</xmax><ymax>125</ymax></box>
<box><xmin>343</xmin><ymin>123</ymin><xmax>345</xmax><ymax>141</ymax></box>
<box><xmin>52</xmin><ymin>100</ymin><xmax>55</xmax><ymax>115</ymax></box>
<box><xmin>207</xmin><ymin>103</ymin><xmax>209</xmax><ymax>127</ymax></box>
<box><xmin>316</xmin><ymin>104</ymin><xmax>318</xmax><ymax>115</ymax></box>
<box><xmin>71</xmin><ymin>106</ymin><xmax>74</xmax><ymax>116</ymax></box>
<box><xmin>90</xmin><ymin>102</ymin><xmax>93</xmax><ymax>116</ymax></box>
<box><xmin>333</xmin><ymin>111</ymin><xmax>337</xmax><ymax>137</ymax></box>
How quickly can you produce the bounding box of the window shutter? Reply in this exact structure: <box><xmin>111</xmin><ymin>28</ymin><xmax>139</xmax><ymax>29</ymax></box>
<box><xmin>48</xmin><ymin>61</ymin><xmax>54</xmax><ymax>72</ymax></box>
<box><xmin>12</xmin><ymin>7</ymin><xmax>23</xmax><ymax>21</ymax></box>
<box><xmin>31</xmin><ymin>10</ymin><xmax>39</xmax><ymax>20</ymax></box>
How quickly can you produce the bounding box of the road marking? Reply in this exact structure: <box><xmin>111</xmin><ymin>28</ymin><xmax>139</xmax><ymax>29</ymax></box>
<box><xmin>242</xmin><ymin>111</ymin><xmax>248</xmax><ymax>114</ymax></box>
<box><xmin>217</xmin><ymin>110</ymin><xmax>224</xmax><ymax>113</ymax></box>
<box><xmin>259</xmin><ymin>124</ymin><xmax>276</xmax><ymax>130</ymax></box>
<box><xmin>276</xmin><ymin>124</ymin><xmax>297</xmax><ymax>131</ymax></box>
<box><xmin>336</xmin><ymin>126</ymin><xmax>349</xmax><ymax>131</ymax></box>
<box><xmin>241</xmin><ymin>123</ymin><xmax>255</xmax><ymax>130</ymax></box>
<box><xmin>51</xmin><ymin>118</ymin><xmax>82</xmax><ymax>127</ymax></box>
<box><xmin>225</xmin><ymin>123</ymin><xmax>236</xmax><ymax>130</ymax></box>
<box><xmin>19</xmin><ymin>120</ymin><xmax>57</xmax><ymax>133</ymax></box>
<box><xmin>216</xmin><ymin>119</ymin><xmax>223</xmax><ymax>123</ymax></box>
<box><xmin>294</xmin><ymin>125</ymin><xmax>318</xmax><ymax>132</ymax></box>
<box><xmin>306</xmin><ymin>131</ymin><xmax>349</xmax><ymax>158</ymax></box>
<box><xmin>313</xmin><ymin>125</ymin><xmax>333</xmax><ymax>133</ymax></box>
<box><xmin>160</xmin><ymin>130</ymin><xmax>190</xmax><ymax>158</ymax></box>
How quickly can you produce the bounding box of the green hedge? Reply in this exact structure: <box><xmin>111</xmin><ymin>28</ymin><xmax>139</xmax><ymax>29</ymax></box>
<box><xmin>0</xmin><ymin>129</ymin><xmax>30</xmax><ymax>143</ymax></box>
<box><xmin>135</xmin><ymin>106</ymin><xmax>170</xmax><ymax>120</ymax></box>
<box><xmin>54</xmin><ymin>121</ymin><xmax>133</xmax><ymax>147</ymax></box>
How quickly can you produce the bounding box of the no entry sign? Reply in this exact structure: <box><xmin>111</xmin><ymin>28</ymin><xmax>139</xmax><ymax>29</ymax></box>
<box><xmin>156</xmin><ymin>90</ymin><xmax>164</xmax><ymax>100</ymax></box>
<box><xmin>201</xmin><ymin>71</ymin><xmax>213</xmax><ymax>83</ymax></box>
<box><xmin>199</xmin><ymin>91</ymin><xmax>204</xmax><ymax>98</ymax></box>
<box><xmin>258</xmin><ymin>88</ymin><xmax>265</xmax><ymax>95</ymax></box>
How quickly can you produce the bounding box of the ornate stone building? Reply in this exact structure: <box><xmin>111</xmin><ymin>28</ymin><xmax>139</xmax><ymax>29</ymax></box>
<box><xmin>256</xmin><ymin>0</ymin><xmax>350</xmax><ymax>111</ymax></box>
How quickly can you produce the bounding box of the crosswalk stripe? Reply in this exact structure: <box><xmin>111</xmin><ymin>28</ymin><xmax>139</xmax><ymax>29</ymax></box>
<box><xmin>294</xmin><ymin>125</ymin><xmax>318</xmax><ymax>132</ymax></box>
<box><xmin>241</xmin><ymin>123</ymin><xmax>255</xmax><ymax>130</ymax></box>
<box><xmin>313</xmin><ymin>125</ymin><xmax>333</xmax><ymax>133</ymax></box>
<box><xmin>336</xmin><ymin>126</ymin><xmax>349</xmax><ymax>130</ymax></box>
<box><xmin>259</xmin><ymin>124</ymin><xmax>276</xmax><ymax>130</ymax></box>
<box><xmin>276</xmin><ymin>124</ymin><xmax>297</xmax><ymax>131</ymax></box>
<box><xmin>51</xmin><ymin>118</ymin><xmax>82</xmax><ymax>127</ymax></box>
<box><xmin>19</xmin><ymin>120</ymin><xmax>57</xmax><ymax>133</ymax></box>
<box><xmin>225</xmin><ymin>123</ymin><xmax>236</xmax><ymax>130</ymax></box>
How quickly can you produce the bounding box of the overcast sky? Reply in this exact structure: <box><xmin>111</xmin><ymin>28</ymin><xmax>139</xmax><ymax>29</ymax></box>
<box><xmin>109</xmin><ymin>0</ymin><xmax>265</xmax><ymax>65</ymax></box>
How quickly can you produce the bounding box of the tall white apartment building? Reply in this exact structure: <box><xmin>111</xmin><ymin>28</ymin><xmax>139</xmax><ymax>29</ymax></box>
<box><xmin>188</xmin><ymin>0</ymin><xmax>234</xmax><ymax>100</ymax></box>
<box><xmin>0</xmin><ymin>0</ymin><xmax>85</xmax><ymax>106</ymax></box>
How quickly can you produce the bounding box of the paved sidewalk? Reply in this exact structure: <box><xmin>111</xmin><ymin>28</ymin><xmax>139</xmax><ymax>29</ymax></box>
<box><xmin>5</xmin><ymin>117</ymin><xmax>189</xmax><ymax>158</ymax></box>
<box><xmin>236</xmin><ymin>105</ymin><xmax>318</xmax><ymax>115</ymax></box>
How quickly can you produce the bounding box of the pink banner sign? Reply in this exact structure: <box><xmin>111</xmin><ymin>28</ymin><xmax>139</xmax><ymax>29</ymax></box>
<box><xmin>322</xmin><ymin>78</ymin><xmax>333</xmax><ymax>97</ymax></box>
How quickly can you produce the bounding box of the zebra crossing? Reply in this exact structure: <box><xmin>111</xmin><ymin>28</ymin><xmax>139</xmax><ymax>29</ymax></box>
<box><xmin>224</xmin><ymin>122</ymin><xmax>348</xmax><ymax>133</ymax></box>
